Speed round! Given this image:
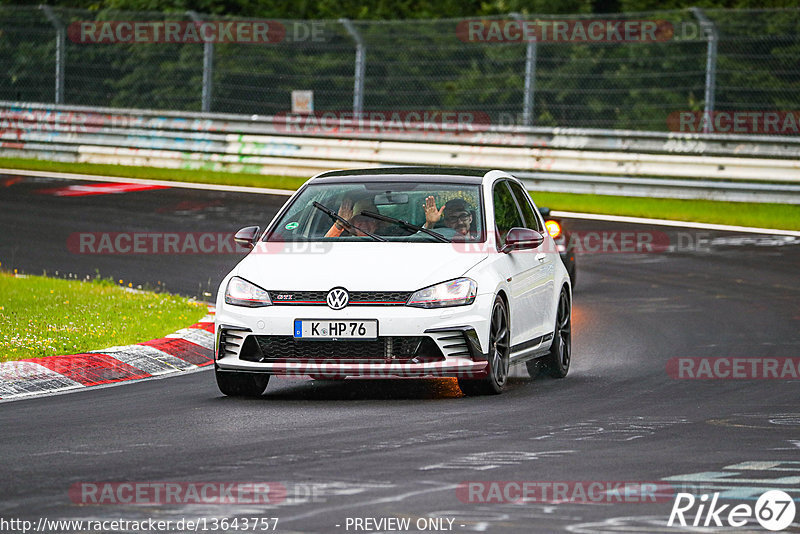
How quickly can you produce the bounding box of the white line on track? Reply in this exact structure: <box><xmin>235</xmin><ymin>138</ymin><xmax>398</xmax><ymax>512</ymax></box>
<box><xmin>551</xmin><ymin>210</ymin><xmax>800</xmax><ymax>237</ymax></box>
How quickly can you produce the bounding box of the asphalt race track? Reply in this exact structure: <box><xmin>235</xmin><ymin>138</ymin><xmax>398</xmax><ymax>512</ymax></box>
<box><xmin>1</xmin><ymin>172</ymin><xmax>799</xmax><ymax>533</ymax></box>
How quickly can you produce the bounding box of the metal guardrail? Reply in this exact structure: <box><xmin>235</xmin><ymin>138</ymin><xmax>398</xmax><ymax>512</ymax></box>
<box><xmin>1</xmin><ymin>101</ymin><xmax>799</xmax><ymax>203</ymax></box>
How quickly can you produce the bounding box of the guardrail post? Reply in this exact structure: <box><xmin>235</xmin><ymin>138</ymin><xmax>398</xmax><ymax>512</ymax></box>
<box><xmin>40</xmin><ymin>5</ymin><xmax>65</xmax><ymax>104</ymax></box>
<box><xmin>511</xmin><ymin>12</ymin><xmax>537</xmax><ymax>126</ymax></box>
<box><xmin>690</xmin><ymin>7</ymin><xmax>718</xmax><ymax>133</ymax></box>
<box><xmin>340</xmin><ymin>18</ymin><xmax>365</xmax><ymax>115</ymax></box>
<box><xmin>188</xmin><ymin>11</ymin><xmax>214</xmax><ymax>112</ymax></box>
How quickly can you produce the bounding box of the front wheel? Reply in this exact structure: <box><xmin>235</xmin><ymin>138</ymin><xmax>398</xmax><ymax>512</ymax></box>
<box><xmin>216</xmin><ymin>368</ymin><xmax>270</xmax><ymax>397</ymax></box>
<box><xmin>459</xmin><ymin>295</ymin><xmax>510</xmax><ymax>396</ymax></box>
<box><xmin>542</xmin><ymin>287</ymin><xmax>571</xmax><ymax>378</ymax></box>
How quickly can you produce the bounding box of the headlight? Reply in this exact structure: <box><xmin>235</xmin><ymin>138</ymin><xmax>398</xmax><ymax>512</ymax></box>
<box><xmin>224</xmin><ymin>276</ymin><xmax>272</xmax><ymax>307</ymax></box>
<box><xmin>407</xmin><ymin>278</ymin><xmax>477</xmax><ymax>309</ymax></box>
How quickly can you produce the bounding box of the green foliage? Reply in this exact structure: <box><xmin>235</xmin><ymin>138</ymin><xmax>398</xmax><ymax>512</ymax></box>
<box><xmin>0</xmin><ymin>156</ymin><xmax>308</xmax><ymax>188</ymax></box>
<box><xmin>0</xmin><ymin>0</ymin><xmax>797</xmax><ymax>17</ymax></box>
<box><xmin>1</xmin><ymin>4</ymin><xmax>799</xmax><ymax>130</ymax></box>
<box><xmin>0</xmin><ymin>0</ymin><xmax>596</xmax><ymax>18</ymax></box>
<box><xmin>0</xmin><ymin>271</ymin><xmax>207</xmax><ymax>361</ymax></box>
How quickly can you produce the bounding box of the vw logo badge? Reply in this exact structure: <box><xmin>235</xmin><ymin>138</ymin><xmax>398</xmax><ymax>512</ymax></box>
<box><xmin>326</xmin><ymin>288</ymin><xmax>349</xmax><ymax>310</ymax></box>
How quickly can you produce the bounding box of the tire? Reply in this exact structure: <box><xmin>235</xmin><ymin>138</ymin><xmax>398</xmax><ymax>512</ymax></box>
<box><xmin>215</xmin><ymin>368</ymin><xmax>270</xmax><ymax>397</ymax></box>
<box><xmin>458</xmin><ymin>295</ymin><xmax>510</xmax><ymax>396</ymax></box>
<box><xmin>568</xmin><ymin>264</ymin><xmax>577</xmax><ymax>289</ymax></box>
<box><xmin>542</xmin><ymin>287</ymin><xmax>571</xmax><ymax>378</ymax></box>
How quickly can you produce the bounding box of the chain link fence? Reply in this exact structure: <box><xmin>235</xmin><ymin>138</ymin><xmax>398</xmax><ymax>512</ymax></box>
<box><xmin>1</xmin><ymin>5</ymin><xmax>799</xmax><ymax>131</ymax></box>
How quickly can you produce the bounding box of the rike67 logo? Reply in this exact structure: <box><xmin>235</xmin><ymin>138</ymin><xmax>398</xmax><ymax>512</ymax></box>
<box><xmin>668</xmin><ymin>490</ymin><xmax>796</xmax><ymax>531</ymax></box>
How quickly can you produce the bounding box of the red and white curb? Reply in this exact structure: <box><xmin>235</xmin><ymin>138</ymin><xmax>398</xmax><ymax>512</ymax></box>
<box><xmin>0</xmin><ymin>309</ymin><xmax>216</xmax><ymax>401</ymax></box>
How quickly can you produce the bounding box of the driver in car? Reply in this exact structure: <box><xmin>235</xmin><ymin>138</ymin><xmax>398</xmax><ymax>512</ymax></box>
<box><xmin>347</xmin><ymin>214</ymin><xmax>380</xmax><ymax>237</ymax></box>
<box><xmin>423</xmin><ymin>197</ymin><xmax>475</xmax><ymax>238</ymax></box>
<box><xmin>324</xmin><ymin>197</ymin><xmax>379</xmax><ymax>237</ymax></box>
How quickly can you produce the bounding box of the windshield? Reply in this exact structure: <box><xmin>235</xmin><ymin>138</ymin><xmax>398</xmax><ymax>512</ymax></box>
<box><xmin>266</xmin><ymin>181</ymin><xmax>484</xmax><ymax>243</ymax></box>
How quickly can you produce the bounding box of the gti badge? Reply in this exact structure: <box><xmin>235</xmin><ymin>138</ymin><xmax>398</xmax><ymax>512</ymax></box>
<box><xmin>326</xmin><ymin>288</ymin><xmax>349</xmax><ymax>310</ymax></box>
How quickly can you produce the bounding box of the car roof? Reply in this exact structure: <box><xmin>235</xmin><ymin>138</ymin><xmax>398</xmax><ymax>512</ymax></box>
<box><xmin>310</xmin><ymin>166</ymin><xmax>489</xmax><ymax>185</ymax></box>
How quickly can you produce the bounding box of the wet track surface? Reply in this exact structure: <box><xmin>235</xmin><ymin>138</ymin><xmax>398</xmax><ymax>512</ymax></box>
<box><xmin>1</xmin><ymin>172</ymin><xmax>799</xmax><ymax>533</ymax></box>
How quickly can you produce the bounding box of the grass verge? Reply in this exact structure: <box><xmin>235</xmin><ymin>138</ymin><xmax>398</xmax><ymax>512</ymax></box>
<box><xmin>530</xmin><ymin>191</ymin><xmax>800</xmax><ymax>231</ymax></box>
<box><xmin>0</xmin><ymin>157</ymin><xmax>305</xmax><ymax>190</ymax></box>
<box><xmin>0</xmin><ymin>272</ymin><xmax>208</xmax><ymax>362</ymax></box>
<box><xmin>1</xmin><ymin>157</ymin><xmax>797</xmax><ymax>230</ymax></box>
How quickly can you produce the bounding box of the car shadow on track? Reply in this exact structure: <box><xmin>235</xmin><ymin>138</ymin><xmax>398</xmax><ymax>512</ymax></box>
<box><xmin>211</xmin><ymin>376</ymin><xmax>551</xmax><ymax>402</ymax></box>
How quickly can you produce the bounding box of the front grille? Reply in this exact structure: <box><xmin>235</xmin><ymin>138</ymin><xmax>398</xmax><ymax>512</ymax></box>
<box><xmin>241</xmin><ymin>335</ymin><xmax>443</xmax><ymax>363</ymax></box>
<box><xmin>268</xmin><ymin>290</ymin><xmax>411</xmax><ymax>306</ymax></box>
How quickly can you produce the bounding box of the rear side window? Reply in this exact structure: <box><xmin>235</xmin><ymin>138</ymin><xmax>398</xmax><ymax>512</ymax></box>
<box><xmin>508</xmin><ymin>181</ymin><xmax>543</xmax><ymax>232</ymax></box>
<box><xmin>493</xmin><ymin>181</ymin><xmax>524</xmax><ymax>247</ymax></box>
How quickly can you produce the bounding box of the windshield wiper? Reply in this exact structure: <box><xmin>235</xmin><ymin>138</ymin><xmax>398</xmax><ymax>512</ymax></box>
<box><xmin>359</xmin><ymin>210</ymin><xmax>450</xmax><ymax>243</ymax></box>
<box><xmin>312</xmin><ymin>201</ymin><xmax>385</xmax><ymax>242</ymax></box>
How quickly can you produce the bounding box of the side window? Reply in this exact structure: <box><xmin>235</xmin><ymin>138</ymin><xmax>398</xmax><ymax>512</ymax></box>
<box><xmin>493</xmin><ymin>181</ymin><xmax>524</xmax><ymax>246</ymax></box>
<box><xmin>509</xmin><ymin>182</ymin><xmax>543</xmax><ymax>232</ymax></box>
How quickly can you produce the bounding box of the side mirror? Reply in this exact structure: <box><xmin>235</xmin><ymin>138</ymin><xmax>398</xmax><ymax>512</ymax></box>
<box><xmin>538</xmin><ymin>206</ymin><xmax>551</xmax><ymax>218</ymax></box>
<box><xmin>234</xmin><ymin>226</ymin><xmax>261</xmax><ymax>249</ymax></box>
<box><xmin>501</xmin><ymin>227</ymin><xmax>544</xmax><ymax>253</ymax></box>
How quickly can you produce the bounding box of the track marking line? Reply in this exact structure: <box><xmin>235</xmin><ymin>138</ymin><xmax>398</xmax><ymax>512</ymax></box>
<box><xmin>551</xmin><ymin>210</ymin><xmax>800</xmax><ymax>237</ymax></box>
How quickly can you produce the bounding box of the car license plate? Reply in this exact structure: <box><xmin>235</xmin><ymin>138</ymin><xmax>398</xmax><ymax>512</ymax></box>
<box><xmin>293</xmin><ymin>319</ymin><xmax>378</xmax><ymax>340</ymax></box>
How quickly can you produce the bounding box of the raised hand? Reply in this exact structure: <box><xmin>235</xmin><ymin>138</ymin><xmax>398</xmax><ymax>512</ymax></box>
<box><xmin>335</xmin><ymin>198</ymin><xmax>354</xmax><ymax>228</ymax></box>
<box><xmin>423</xmin><ymin>196</ymin><xmax>445</xmax><ymax>228</ymax></box>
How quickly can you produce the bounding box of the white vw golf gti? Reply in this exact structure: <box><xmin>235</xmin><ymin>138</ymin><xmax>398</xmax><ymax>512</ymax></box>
<box><xmin>215</xmin><ymin>167</ymin><xmax>572</xmax><ymax>396</ymax></box>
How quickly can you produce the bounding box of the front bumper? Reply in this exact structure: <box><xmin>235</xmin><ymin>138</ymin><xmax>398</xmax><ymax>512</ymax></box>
<box><xmin>215</xmin><ymin>293</ymin><xmax>493</xmax><ymax>378</ymax></box>
<box><xmin>216</xmin><ymin>359</ymin><xmax>488</xmax><ymax>378</ymax></box>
